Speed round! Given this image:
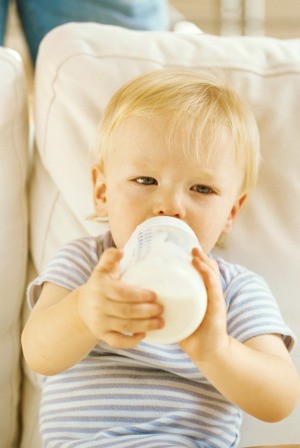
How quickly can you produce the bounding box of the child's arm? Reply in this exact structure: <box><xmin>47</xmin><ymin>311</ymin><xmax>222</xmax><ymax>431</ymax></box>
<box><xmin>22</xmin><ymin>248</ymin><xmax>163</xmax><ymax>375</ymax></box>
<box><xmin>180</xmin><ymin>248</ymin><xmax>300</xmax><ymax>423</ymax></box>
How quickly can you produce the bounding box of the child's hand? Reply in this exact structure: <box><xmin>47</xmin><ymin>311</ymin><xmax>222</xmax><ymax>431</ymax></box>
<box><xmin>76</xmin><ymin>248</ymin><xmax>164</xmax><ymax>349</ymax></box>
<box><xmin>179</xmin><ymin>248</ymin><xmax>230</xmax><ymax>362</ymax></box>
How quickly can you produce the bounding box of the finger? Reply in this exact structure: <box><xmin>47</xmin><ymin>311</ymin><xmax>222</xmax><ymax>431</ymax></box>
<box><xmin>94</xmin><ymin>249</ymin><xmax>157</xmax><ymax>303</ymax></box>
<box><xmin>192</xmin><ymin>248</ymin><xmax>219</xmax><ymax>280</ymax></box>
<box><xmin>101</xmin><ymin>276</ymin><xmax>157</xmax><ymax>304</ymax></box>
<box><xmin>192</xmin><ymin>246</ymin><xmax>212</xmax><ymax>264</ymax></box>
<box><xmin>105</xmin><ymin>300</ymin><xmax>163</xmax><ymax>319</ymax></box>
<box><xmin>192</xmin><ymin>251</ymin><xmax>225</xmax><ymax>312</ymax></box>
<box><xmin>104</xmin><ymin>331</ymin><xmax>146</xmax><ymax>349</ymax></box>
<box><xmin>191</xmin><ymin>253</ymin><xmax>223</xmax><ymax>309</ymax></box>
<box><xmin>192</xmin><ymin>257</ymin><xmax>219</xmax><ymax>292</ymax></box>
<box><xmin>94</xmin><ymin>247</ymin><xmax>123</xmax><ymax>275</ymax></box>
<box><xmin>107</xmin><ymin>315</ymin><xmax>164</xmax><ymax>335</ymax></box>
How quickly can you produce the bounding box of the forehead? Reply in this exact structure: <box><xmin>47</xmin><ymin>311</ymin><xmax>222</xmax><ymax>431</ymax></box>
<box><xmin>106</xmin><ymin>114</ymin><xmax>237</xmax><ymax>164</ymax></box>
<box><xmin>104</xmin><ymin>115</ymin><xmax>242</xmax><ymax>185</ymax></box>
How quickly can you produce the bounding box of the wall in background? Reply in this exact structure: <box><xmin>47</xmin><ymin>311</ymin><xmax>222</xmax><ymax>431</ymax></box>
<box><xmin>170</xmin><ymin>0</ymin><xmax>300</xmax><ymax>37</ymax></box>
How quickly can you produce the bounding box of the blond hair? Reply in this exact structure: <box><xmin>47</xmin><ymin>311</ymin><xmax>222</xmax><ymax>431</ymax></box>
<box><xmin>93</xmin><ymin>68</ymin><xmax>260</xmax><ymax>195</ymax></box>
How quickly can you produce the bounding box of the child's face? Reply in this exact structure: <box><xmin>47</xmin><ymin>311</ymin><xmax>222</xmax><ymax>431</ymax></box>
<box><xmin>92</xmin><ymin>116</ymin><xmax>246</xmax><ymax>254</ymax></box>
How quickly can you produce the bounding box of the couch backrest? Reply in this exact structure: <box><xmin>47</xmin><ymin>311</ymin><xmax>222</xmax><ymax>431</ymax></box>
<box><xmin>0</xmin><ymin>47</ymin><xmax>28</xmax><ymax>448</ymax></box>
<box><xmin>30</xmin><ymin>23</ymin><xmax>300</xmax><ymax>446</ymax></box>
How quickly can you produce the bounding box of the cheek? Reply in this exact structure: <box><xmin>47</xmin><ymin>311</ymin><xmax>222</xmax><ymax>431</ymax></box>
<box><xmin>192</xmin><ymin>208</ymin><xmax>231</xmax><ymax>252</ymax></box>
<box><xmin>105</xmin><ymin>203</ymin><xmax>138</xmax><ymax>249</ymax></box>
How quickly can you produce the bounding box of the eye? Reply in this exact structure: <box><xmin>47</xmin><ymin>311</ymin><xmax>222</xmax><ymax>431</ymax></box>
<box><xmin>191</xmin><ymin>185</ymin><xmax>214</xmax><ymax>195</ymax></box>
<box><xmin>135</xmin><ymin>177</ymin><xmax>157</xmax><ymax>185</ymax></box>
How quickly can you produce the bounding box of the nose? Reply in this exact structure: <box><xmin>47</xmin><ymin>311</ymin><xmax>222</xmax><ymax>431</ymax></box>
<box><xmin>153</xmin><ymin>189</ymin><xmax>186</xmax><ymax>219</ymax></box>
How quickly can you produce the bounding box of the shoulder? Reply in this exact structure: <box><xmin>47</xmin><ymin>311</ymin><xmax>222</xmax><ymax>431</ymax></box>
<box><xmin>50</xmin><ymin>231</ymin><xmax>114</xmax><ymax>270</ymax></box>
<box><xmin>211</xmin><ymin>255</ymin><xmax>295</xmax><ymax>348</ymax></box>
<box><xmin>211</xmin><ymin>254</ymin><xmax>276</xmax><ymax>326</ymax></box>
<box><xmin>28</xmin><ymin>232</ymin><xmax>114</xmax><ymax>307</ymax></box>
<box><xmin>211</xmin><ymin>254</ymin><xmax>268</xmax><ymax>299</ymax></box>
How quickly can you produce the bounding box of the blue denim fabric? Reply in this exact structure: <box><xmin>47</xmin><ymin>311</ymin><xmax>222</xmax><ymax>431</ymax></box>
<box><xmin>1</xmin><ymin>0</ymin><xmax>168</xmax><ymax>62</ymax></box>
<box><xmin>0</xmin><ymin>0</ymin><xmax>8</xmax><ymax>42</ymax></box>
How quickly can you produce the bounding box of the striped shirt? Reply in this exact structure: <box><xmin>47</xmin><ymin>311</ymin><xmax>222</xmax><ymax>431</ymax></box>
<box><xmin>28</xmin><ymin>232</ymin><xmax>295</xmax><ymax>448</ymax></box>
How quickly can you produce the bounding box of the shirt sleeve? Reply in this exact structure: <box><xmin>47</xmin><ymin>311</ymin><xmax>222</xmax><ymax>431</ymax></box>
<box><xmin>27</xmin><ymin>237</ymin><xmax>100</xmax><ymax>309</ymax></box>
<box><xmin>222</xmin><ymin>262</ymin><xmax>296</xmax><ymax>351</ymax></box>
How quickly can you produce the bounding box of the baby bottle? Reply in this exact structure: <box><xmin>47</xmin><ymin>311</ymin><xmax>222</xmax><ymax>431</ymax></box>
<box><xmin>119</xmin><ymin>216</ymin><xmax>207</xmax><ymax>344</ymax></box>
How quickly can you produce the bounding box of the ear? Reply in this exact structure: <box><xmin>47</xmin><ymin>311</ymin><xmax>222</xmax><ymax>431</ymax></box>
<box><xmin>91</xmin><ymin>164</ymin><xmax>107</xmax><ymax>217</ymax></box>
<box><xmin>222</xmin><ymin>193</ymin><xmax>247</xmax><ymax>235</ymax></box>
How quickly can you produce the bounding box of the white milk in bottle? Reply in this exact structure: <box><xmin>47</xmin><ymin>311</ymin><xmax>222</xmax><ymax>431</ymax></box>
<box><xmin>119</xmin><ymin>216</ymin><xmax>207</xmax><ymax>344</ymax></box>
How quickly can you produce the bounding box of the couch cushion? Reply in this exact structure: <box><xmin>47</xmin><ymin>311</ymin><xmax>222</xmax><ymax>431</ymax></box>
<box><xmin>0</xmin><ymin>47</ymin><xmax>28</xmax><ymax>448</ymax></box>
<box><xmin>31</xmin><ymin>23</ymin><xmax>300</xmax><ymax>446</ymax></box>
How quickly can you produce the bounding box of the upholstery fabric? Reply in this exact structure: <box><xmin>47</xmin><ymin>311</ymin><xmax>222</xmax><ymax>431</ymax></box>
<box><xmin>0</xmin><ymin>47</ymin><xmax>28</xmax><ymax>448</ymax></box>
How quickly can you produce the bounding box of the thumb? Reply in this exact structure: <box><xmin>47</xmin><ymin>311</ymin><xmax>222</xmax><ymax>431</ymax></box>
<box><xmin>94</xmin><ymin>247</ymin><xmax>123</xmax><ymax>277</ymax></box>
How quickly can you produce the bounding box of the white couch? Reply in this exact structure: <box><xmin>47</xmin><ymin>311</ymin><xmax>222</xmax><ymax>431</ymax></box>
<box><xmin>1</xmin><ymin>23</ymin><xmax>300</xmax><ymax>448</ymax></box>
<box><xmin>0</xmin><ymin>46</ymin><xmax>28</xmax><ymax>448</ymax></box>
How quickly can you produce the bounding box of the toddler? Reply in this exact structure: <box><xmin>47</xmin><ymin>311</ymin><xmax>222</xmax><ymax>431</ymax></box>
<box><xmin>22</xmin><ymin>68</ymin><xmax>300</xmax><ymax>448</ymax></box>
